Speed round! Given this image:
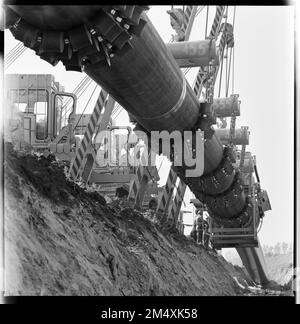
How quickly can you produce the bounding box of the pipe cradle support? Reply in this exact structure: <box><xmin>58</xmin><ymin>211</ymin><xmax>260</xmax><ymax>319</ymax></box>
<box><xmin>212</xmin><ymin>94</ymin><xmax>241</xmax><ymax>118</ymax></box>
<box><xmin>166</xmin><ymin>39</ymin><xmax>219</xmax><ymax>68</ymax></box>
<box><xmin>215</xmin><ymin>126</ymin><xmax>249</xmax><ymax>146</ymax></box>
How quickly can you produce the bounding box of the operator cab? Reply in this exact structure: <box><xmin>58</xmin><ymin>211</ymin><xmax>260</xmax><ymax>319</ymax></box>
<box><xmin>5</xmin><ymin>74</ymin><xmax>77</xmax><ymax>151</ymax></box>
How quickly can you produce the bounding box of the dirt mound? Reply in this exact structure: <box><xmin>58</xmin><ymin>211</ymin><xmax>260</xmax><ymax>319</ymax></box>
<box><xmin>4</xmin><ymin>143</ymin><xmax>106</xmax><ymax>206</ymax></box>
<box><xmin>4</xmin><ymin>142</ymin><xmax>256</xmax><ymax>296</ymax></box>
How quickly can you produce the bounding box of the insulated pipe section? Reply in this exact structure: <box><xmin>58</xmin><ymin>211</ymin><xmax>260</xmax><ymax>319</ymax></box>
<box><xmin>212</xmin><ymin>94</ymin><xmax>240</xmax><ymax>118</ymax></box>
<box><xmin>5</xmin><ymin>5</ymin><xmax>150</xmax><ymax>70</ymax></box>
<box><xmin>84</xmin><ymin>14</ymin><xmax>224</xmax><ymax>173</ymax></box>
<box><xmin>215</xmin><ymin>126</ymin><xmax>249</xmax><ymax>146</ymax></box>
<box><xmin>7</xmin><ymin>5</ymin><xmax>103</xmax><ymax>30</ymax></box>
<box><xmin>166</xmin><ymin>40</ymin><xmax>219</xmax><ymax>68</ymax></box>
<box><xmin>84</xmin><ymin>15</ymin><xmax>201</xmax><ymax>133</ymax></box>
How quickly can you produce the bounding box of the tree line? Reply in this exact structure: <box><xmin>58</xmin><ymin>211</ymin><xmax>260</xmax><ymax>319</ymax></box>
<box><xmin>262</xmin><ymin>242</ymin><xmax>293</xmax><ymax>256</ymax></box>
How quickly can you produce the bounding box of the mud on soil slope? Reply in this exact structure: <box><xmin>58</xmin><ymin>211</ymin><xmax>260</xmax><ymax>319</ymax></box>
<box><xmin>4</xmin><ymin>143</ymin><xmax>255</xmax><ymax>296</ymax></box>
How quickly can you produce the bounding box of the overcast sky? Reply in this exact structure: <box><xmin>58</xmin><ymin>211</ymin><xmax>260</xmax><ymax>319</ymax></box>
<box><xmin>4</xmin><ymin>6</ymin><xmax>294</xmax><ymax>246</ymax></box>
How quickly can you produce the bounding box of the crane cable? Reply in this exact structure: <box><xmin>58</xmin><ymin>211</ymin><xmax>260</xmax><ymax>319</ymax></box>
<box><xmin>191</xmin><ymin>6</ymin><xmax>226</xmax><ymax>96</ymax></box>
<box><xmin>225</xmin><ymin>6</ymin><xmax>236</xmax><ymax>97</ymax></box>
<box><xmin>112</xmin><ymin>102</ymin><xmax>122</xmax><ymax>119</ymax></box>
<box><xmin>74</xmin><ymin>83</ymin><xmax>99</xmax><ymax>129</ymax></box>
<box><xmin>113</xmin><ymin>106</ymin><xmax>123</xmax><ymax>119</ymax></box>
<box><xmin>5</xmin><ymin>42</ymin><xmax>23</xmax><ymax>62</ymax></box>
<box><xmin>232</xmin><ymin>45</ymin><xmax>235</xmax><ymax>94</ymax></box>
<box><xmin>217</xmin><ymin>47</ymin><xmax>225</xmax><ymax>98</ymax></box>
<box><xmin>182</xmin><ymin>6</ymin><xmax>206</xmax><ymax>76</ymax></box>
<box><xmin>5</xmin><ymin>43</ymin><xmax>23</xmax><ymax>59</ymax></box>
<box><xmin>157</xmin><ymin>156</ymin><xmax>165</xmax><ymax>172</ymax></box>
<box><xmin>226</xmin><ymin>7</ymin><xmax>238</xmax><ymax>147</ymax></box>
<box><xmin>217</xmin><ymin>6</ymin><xmax>229</xmax><ymax>98</ymax></box>
<box><xmin>62</xmin><ymin>78</ymin><xmax>91</xmax><ymax>114</ymax></box>
<box><xmin>76</xmin><ymin>78</ymin><xmax>93</xmax><ymax>100</ymax></box>
<box><xmin>62</xmin><ymin>76</ymin><xmax>93</xmax><ymax>119</ymax></box>
<box><xmin>71</xmin><ymin>76</ymin><xmax>91</xmax><ymax>96</ymax></box>
<box><xmin>215</xmin><ymin>6</ymin><xmax>237</xmax><ymax>129</ymax></box>
<box><xmin>202</xmin><ymin>6</ymin><xmax>211</xmax><ymax>96</ymax></box>
<box><xmin>231</xmin><ymin>7</ymin><xmax>236</xmax><ymax>94</ymax></box>
<box><xmin>64</xmin><ymin>76</ymin><xmax>91</xmax><ymax>107</ymax></box>
<box><xmin>205</xmin><ymin>6</ymin><xmax>209</xmax><ymax>39</ymax></box>
<box><xmin>225</xmin><ymin>46</ymin><xmax>229</xmax><ymax>96</ymax></box>
<box><xmin>5</xmin><ymin>42</ymin><xmax>27</xmax><ymax>69</ymax></box>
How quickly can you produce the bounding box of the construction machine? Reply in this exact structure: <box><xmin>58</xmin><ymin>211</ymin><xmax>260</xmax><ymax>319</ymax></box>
<box><xmin>4</xmin><ymin>73</ymin><xmax>161</xmax><ymax>204</ymax></box>
<box><xmin>2</xmin><ymin>5</ymin><xmax>272</xmax><ymax>285</ymax></box>
<box><xmin>4</xmin><ymin>74</ymin><xmax>77</xmax><ymax>158</ymax></box>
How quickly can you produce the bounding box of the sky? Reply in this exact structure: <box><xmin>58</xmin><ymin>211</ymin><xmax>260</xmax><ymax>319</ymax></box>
<box><xmin>3</xmin><ymin>6</ymin><xmax>294</xmax><ymax>246</ymax></box>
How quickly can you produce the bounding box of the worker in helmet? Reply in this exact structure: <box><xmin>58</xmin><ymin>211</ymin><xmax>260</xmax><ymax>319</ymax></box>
<box><xmin>116</xmin><ymin>184</ymin><xmax>129</xmax><ymax>199</ymax></box>
<box><xmin>201</xmin><ymin>216</ymin><xmax>210</xmax><ymax>250</ymax></box>
<box><xmin>148</xmin><ymin>197</ymin><xmax>158</xmax><ymax>211</ymax></box>
<box><xmin>190</xmin><ymin>201</ymin><xmax>210</xmax><ymax>249</ymax></box>
<box><xmin>196</xmin><ymin>209</ymin><xmax>204</xmax><ymax>245</ymax></box>
<box><xmin>190</xmin><ymin>208</ymin><xmax>203</xmax><ymax>242</ymax></box>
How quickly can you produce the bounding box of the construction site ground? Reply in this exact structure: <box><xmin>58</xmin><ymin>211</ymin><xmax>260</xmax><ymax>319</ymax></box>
<box><xmin>3</xmin><ymin>143</ymin><xmax>292</xmax><ymax>296</ymax></box>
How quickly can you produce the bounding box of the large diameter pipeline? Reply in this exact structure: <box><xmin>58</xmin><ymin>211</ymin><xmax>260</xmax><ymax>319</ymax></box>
<box><xmin>85</xmin><ymin>15</ymin><xmax>200</xmax><ymax>132</ymax></box>
<box><xmin>83</xmin><ymin>14</ymin><xmax>225</xmax><ymax>174</ymax></box>
<box><xmin>5</xmin><ymin>6</ymin><xmax>249</xmax><ymax>222</ymax></box>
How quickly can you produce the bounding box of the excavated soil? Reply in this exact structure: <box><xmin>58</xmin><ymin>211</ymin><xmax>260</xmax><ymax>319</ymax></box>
<box><xmin>4</xmin><ymin>142</ymin><xmax>264</xmax><ymax>296</ymax></box>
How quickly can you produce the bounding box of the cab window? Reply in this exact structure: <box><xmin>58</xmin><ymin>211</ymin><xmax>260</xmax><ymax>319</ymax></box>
<box><xmin>54</xmin><ymin>94</ymin><xmax>75</xmax><ymax>136</ymax></box>
<box><xmin>33</xmin><ymin>90</ymin><xmax>49</xmax><ymax>140</ymax></box>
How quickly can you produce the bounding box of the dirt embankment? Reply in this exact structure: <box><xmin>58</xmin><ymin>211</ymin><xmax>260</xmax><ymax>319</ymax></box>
<box><xmin>4</xmin><ymin>143</ymin><xmax>257</xmax><ymax>296</ymax></box>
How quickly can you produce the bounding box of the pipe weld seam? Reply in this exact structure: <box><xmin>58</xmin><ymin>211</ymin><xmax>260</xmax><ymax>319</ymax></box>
<box><xmin>137</xmin><ymin>72</ymin><xmax>187</xmax><ymax>121</ymax></box>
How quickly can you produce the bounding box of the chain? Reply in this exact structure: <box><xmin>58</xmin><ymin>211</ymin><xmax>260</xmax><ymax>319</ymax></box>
<box><xmin>229</xmin><ymin>115</ymin><xmax>236</xmax><ymax>144</ymax></box>
<box><xmin>239</xmin><ymin>144</ymin><xmax>246</xmax><ymax>168</ymax></box>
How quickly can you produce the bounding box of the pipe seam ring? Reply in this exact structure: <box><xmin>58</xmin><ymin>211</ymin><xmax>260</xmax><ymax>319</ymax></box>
<box><xmin>137</xmin><ymin>72</ymin><xmax>187</xmax><ymax>121</ymax></box>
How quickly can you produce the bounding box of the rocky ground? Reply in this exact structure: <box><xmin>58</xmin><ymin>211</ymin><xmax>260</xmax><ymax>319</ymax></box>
<box><xmin>3</xmin><ymin>143</ymin><xmax>291</xmax><ymax>296</ymax></box>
